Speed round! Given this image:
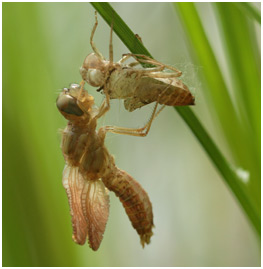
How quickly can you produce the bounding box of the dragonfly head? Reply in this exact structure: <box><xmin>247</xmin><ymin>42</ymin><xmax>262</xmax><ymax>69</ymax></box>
<box><xmin>56</xmin><ymin>84</ymin><xmax>93</xmax><ymax>121</ymax></box>
<box><xmin>80</xmin><ymin>53</ymin><xmax>108</xmax><ymax>87</ymax></box>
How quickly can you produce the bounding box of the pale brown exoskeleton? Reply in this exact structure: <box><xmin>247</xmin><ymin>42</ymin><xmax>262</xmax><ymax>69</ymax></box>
<box><xmin>56</xmin><ymin>83</ymin><xmax>154</xmax><ymax>251</ymax></box>
<box><xmin>79</xmin><ymin>12</ymin><xmax>195</xmax><ymax>133</ymax></box>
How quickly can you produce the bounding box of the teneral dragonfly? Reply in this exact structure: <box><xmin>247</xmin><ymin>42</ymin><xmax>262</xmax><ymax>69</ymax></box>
<box><xmin>80</xmin><ymin>12</ymin><xmax>195</xmax><ymax>116</ymax></box>
<box><xmin>56</xmin><ymin>83</ymin><xmax>154</xmax><ymax>250</ymax></box>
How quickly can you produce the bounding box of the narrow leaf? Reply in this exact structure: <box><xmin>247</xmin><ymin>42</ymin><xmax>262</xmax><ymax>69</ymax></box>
<box><xmin>90</xmin><ymin>2</ymin><xmax>260</xmax><ymax>236</ymax></box>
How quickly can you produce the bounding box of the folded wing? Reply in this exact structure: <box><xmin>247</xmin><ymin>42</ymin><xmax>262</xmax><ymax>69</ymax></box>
<box><xmin>62</xmin><ymin>165</ymin><xmax>109</xmax><ymax>250</ymax></box>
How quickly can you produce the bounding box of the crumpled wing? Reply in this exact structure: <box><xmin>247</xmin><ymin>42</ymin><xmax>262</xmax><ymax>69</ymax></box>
<box><xmin>62</xmin><ymin>165</ymin><xmax>110</xmax><ymax>250</ymax></box>
<box><xmin>82</xmin><ymin>175</ymin><xmax>110</xmax><ymax>250</ymax></box>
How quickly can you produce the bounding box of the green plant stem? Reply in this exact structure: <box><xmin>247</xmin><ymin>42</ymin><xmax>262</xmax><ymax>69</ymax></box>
<box><xmin>90</xmin><ymin>2</ymin><xmax>260</xmax><ymax>236</ymax></box>
<box><xmin>176</xmin><ymin>107</ymin><xmax>261</xmax><ymax>236</ymax></box>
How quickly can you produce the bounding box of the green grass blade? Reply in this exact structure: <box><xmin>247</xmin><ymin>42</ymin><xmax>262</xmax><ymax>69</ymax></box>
<box><xmin>176</xmin><ymin>106</ymin><xmax>260</xmax><ymax>235</ymax></box>
<box><xmin>175</xmin><ymin>2</ymin><xmax>260</xmax><ymax>218</ymax></box>
<box><xmin>235</xmin><ymin>2</ymin><xmax>261</xmax><ymax>24</ymax></box>
<box><xmin>174</xmin><ymin>3</ymin><xmax>248</xmax><ymax>164</ymax></box>
<box><xmin>90</xmin><ymin>2</ymin><xmax>260</xmax><ymax>236</ymax></box>
<box><xmin>215</xmin><ymin>2</ymin><xmax>260</xmax><ymax>202</ymax></box>
<box><xmin>215</xmin><ymin>3</ymin><xmax>261</xmax><ymax>136</ymax></box>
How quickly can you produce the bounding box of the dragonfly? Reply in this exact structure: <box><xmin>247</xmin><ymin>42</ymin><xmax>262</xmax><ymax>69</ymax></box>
<box><xmin>79</xmin><ymin>12</ymin><xmax>195</xmax><ymax>127</ymax></box>
<box><xmin>56</xmin><ymin>83</ymin><xmax>154</xmax><ymax>250</ymax></box>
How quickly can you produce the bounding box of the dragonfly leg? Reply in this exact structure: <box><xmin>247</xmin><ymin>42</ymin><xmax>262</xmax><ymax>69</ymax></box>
<box><xmin>90</xmin><ymin>11</ymin><xmax>105</xmax><ymax>60</ymax></box>
<box><xmin>117</xmin><ymin>54</ymin><xmax>138</xmax><ymax>65</ymax></box>
<box><xmin>144</xmin><ymin>72</ymin><xmax>180</xmax><ymax>79</ymax></box>
<box><xmin>128</xmin><ymin>61</ymin><xmax>140</xmax><ymax>67</ymax></box>
<box><xmin>138</xmin><ymin>66</ymin><xmax>165</xmax><ymax>74</ymax></box>
<box><xmin>102</xmin><ymin>99</ymin><xmax>164</xmax><ymax>137</ymax></box>
<box><xmin>125</xmin><ymin>53</ymin><xmax>182</xmax><ymax>77</ymax></box>
<box><xmin>94</xmin><ymin>90</ymin><xmax>111</xmax><ymax>120</ymax></box>
<box><xmin>118</xmin><ymin>54</ymin><xmax>141</xmax><ymax>68</ymax></box>
<box><xmin>109</xmin><ymin>20</ymin><xmax>113</xmax><ymax>64</ymax></box>
<box><xmin>135</xmin><ymin>33</ymin><xmax>143</xmax><ymax>43</ymax></box>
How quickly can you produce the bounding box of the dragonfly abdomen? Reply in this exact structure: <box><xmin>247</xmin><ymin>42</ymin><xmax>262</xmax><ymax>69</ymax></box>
<box><xmin>102</xmin><ymin>168</ymin><xmax>154</xmax><ymax>247</ymax></box>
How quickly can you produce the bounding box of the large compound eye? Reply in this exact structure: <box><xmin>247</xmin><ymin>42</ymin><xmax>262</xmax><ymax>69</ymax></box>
<box><xmin>56</xmin><ymin>92</ymin><xmax>84</xmax><ymax>116</ymax></box>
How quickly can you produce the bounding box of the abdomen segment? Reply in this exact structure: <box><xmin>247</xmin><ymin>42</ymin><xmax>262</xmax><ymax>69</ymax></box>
<box><xmin>102</xmin><ymin>168</ymin><xmax>154</xmax><ymax>247</ymax></box>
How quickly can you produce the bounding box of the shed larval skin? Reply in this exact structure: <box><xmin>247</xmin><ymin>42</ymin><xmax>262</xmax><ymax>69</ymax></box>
<box><xmin>79</xmin><ymin>12</ymin><xmax>195</xmax><ymax>116</ymax></box>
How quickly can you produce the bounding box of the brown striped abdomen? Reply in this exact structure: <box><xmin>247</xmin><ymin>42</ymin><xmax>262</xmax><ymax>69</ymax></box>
<box><xmin>123</xmin><ymin>76</ymin><xmax>195</xmax><ymax>111</ymax></box>
<box><xmin>158</xmin><ymin>87</ymin><xmax>195</xmax><ymax>106</ymax></box>
<box><xmin>155</xmin><ymin>77</ymin><xmax>195</xmax><ymax>106</ymax></box>
<box><xmin>102</xmin><ymin>168</ymin><xmax>154</xmax><ymax>247</ymax></box>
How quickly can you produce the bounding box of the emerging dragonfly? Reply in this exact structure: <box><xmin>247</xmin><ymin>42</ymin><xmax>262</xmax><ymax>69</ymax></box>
<box><xmin>56</xmin><ymin>83</ymin><xmax>154</xmax><ymax>251</ymax></box>
<box><xmin>80</xmin><ymin>12</ymin><xmax>195</xmax><ymax>118</ymax></box>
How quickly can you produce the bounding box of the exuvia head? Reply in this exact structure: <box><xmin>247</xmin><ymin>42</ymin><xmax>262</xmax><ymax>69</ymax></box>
<box><xmin>80</xmin><ymin>53</ymin><xmax>109</xmax><ymax>87</ymax></box>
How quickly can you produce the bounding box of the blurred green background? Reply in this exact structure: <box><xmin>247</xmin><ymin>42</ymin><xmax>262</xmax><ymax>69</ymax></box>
<box><xmin>3</xmin><ymin>2</ymin><xmax>260</xmax><ymax>267</ymax></box>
